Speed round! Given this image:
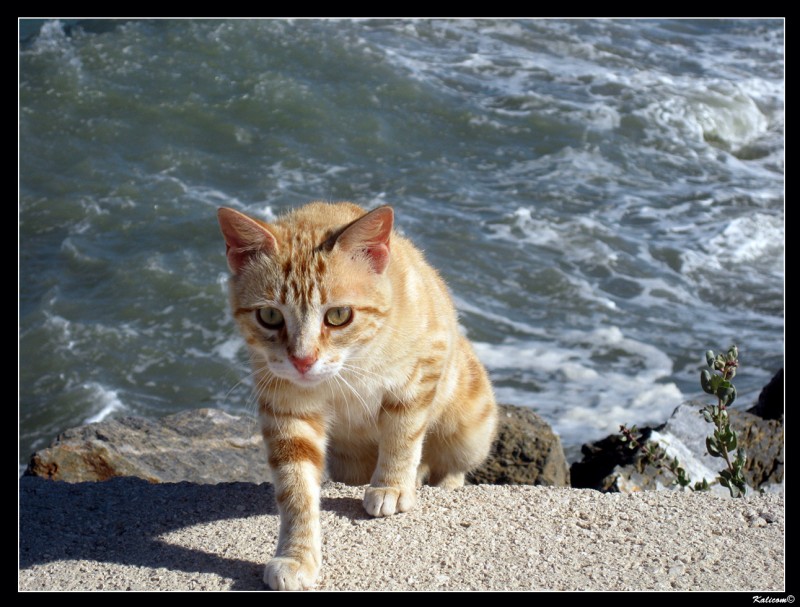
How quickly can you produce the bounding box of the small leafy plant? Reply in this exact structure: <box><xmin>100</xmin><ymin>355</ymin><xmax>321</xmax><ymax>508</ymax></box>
<box><xmin>699</xmin><ymin>345</ymin><xmax>747</xmax><ymax>497</ymax></box>
<box><xmin>619</xmin><ymin>345</ymin><xmax>746</xmax><ymax>497</ymax></box>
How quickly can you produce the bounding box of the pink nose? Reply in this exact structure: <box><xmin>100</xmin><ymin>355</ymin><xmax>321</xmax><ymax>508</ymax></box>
<box><xmin>289</xmin><ymin>354</ymin><xmax>317</xmax><ymax>375</ymax></box>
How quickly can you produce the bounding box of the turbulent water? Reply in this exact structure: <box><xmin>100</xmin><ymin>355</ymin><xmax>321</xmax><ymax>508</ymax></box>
<box><xmin>19</xmin><ymin>19</ymin><xmax>784</xmax><ymax>468</ymax></box>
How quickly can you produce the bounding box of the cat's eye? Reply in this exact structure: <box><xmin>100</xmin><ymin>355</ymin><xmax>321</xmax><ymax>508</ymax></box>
<box><xmin>256</xmin><ymin>307</ymin><xmax>284</xmax><ymax>330</ymax></box>
<box><xmin>325</xmin><ymin>306</ymin><xmax>352</xmax><ymax>327</ymax></box>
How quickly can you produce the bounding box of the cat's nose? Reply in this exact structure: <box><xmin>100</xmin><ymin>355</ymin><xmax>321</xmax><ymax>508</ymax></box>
<box><xmin>289</xmin><ymin>354</ymin><xmax>317</xmax><ymax>375</ymax></box>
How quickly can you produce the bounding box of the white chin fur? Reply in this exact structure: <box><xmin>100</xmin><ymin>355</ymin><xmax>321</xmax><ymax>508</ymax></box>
<box><xmin>269</xmin><ymin>361</ymin><xmax>338</xmax><ymax>388</ymax></box>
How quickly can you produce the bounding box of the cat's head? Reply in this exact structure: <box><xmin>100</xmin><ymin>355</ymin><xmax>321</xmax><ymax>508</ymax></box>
<box><xmin>218</xmin><ymin>203</ymin><xmax>393</xmax><ymax>389</ymax></box>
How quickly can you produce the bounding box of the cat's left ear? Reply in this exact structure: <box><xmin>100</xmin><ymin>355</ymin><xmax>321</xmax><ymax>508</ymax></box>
<box><xmin>335</xmin><ymin>206</ymin><xmax>393</xmax><ymax>274</ymax></box>
<box><xmin>217</xmin><ymin>207</ymin><xmax>279</xmax><ymax>274</ymax></box>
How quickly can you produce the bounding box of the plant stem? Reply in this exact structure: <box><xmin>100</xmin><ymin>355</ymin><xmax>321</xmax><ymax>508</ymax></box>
<box><xmin>716</xmin><ymin>400</ymin><xmax>734</xmax><ymax>471</ymax></box>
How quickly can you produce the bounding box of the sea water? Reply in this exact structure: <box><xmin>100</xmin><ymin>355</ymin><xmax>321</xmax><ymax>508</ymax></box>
<box><xmin>19</xmin><ymin>19</ymin><xmax>784</xmax><ymax>468</ymax></box>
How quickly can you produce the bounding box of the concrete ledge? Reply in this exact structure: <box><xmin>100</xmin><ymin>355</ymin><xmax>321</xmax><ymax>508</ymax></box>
<box><xmin>18</xmin><ymin>476</ymin><xmax>784</xmax><ymax>591</ymax></box>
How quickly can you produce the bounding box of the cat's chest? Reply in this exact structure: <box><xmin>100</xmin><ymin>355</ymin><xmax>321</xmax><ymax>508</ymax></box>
<box><xmin>326</xmin><ymin>380</ymin><xmax>385</xmax><ymax>438</ymax></box>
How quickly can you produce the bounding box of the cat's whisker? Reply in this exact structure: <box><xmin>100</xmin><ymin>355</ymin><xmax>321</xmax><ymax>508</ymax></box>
<box><xmin>339</xmin><ymin>363</ymin><xmax>404</xmax><ymax>403</ymax></box>
<box><xmin>258</xmin><ymin>376</ymin><xmax>290</xmax><ymax>441</ymax></box>
<box><xmin>333</xmin><ymin>376</ymin><xmax>359</xmax><ymax>437</ymax></box>
<box><xmin>328</xmin><ymin>375</ymin><xmax>354</xmax><ymax>437</ymax></box>
<box><xmin>218</xmin><ymin>361</ymin><xmax>267</xmax><ymax>413</ymax></box>
<box><xmin>246</xmin><ymin>364</ymin><xmax>274</xmax><ymax>419</ymax></box>
<box><xmin>334</xmin><ymin>373</ymin><xmax>378</xmax><ymax>426</ymax></box>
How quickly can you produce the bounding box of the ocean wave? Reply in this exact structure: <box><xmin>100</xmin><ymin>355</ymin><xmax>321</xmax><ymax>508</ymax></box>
<box><xmin>635</xmin><ymin>79</ymin><xmax>770</xmax><ymax>153</ymax></box>
<box><xmin>19</xmin><ymin>19</ymin><xmax>783</xmax><ymax>469</ymax></box>
<box><xmin>681</xmin><ymin>213</ymin><xmax>784</xmax><ymax>279</ymax></box>
<box><xmin>473</xmin><ymin>326</ymin><xmax>684</xmax><ymax>448</ymax></box>
<box><xmin>370</xmin><ymin>20</ymin><xmax>782</xmax><ymax>155</ymax></box>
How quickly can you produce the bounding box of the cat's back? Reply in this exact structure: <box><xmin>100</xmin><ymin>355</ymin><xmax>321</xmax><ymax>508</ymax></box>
<box><xmin>279</xmin><ymin>201</ymin><xmax>366</xmax><ymax>230</ymax></box>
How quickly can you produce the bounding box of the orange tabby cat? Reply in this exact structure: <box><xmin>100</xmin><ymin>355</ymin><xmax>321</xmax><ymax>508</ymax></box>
<box><xmin>218</xmin><ymin>202</ymin><xmax>497</xmax><ymax>590</ymax></box>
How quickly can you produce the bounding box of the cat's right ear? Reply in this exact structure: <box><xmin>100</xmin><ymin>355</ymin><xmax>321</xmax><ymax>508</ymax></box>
<box><xmin>217</xmin><ymin>207</ymin><xmax>279</xmax><ymax>274</ymax></box>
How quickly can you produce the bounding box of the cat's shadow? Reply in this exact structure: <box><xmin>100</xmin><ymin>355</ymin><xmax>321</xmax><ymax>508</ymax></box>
<box><xmin>19</xmin><ymin>476</ymin><xmax>369</xmax><ymax>591</ymax></box>
<box><xmin>321</xmin><ymin>495</ymin><xmax>371</xmax><ymax>521</ymax></box>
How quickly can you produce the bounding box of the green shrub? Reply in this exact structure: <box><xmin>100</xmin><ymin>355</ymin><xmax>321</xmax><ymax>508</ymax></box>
<box><xmin>620</xmin><ymin>345</ymin><xmax>747</xmax><ymax>497</ymax></box>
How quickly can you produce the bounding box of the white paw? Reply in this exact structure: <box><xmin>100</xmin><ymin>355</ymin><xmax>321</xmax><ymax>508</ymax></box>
<box><xmin>264</xmin><ymin>557</ymin><xmax>318</xmax><ymax>591</ymax></box>
<box><xmin>363</xmin><ymin>485</ymin><xmax>416</xmax><ymax>517</ymax></box>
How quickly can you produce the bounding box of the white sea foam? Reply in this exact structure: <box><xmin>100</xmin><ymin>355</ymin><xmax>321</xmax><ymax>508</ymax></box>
<box><xmin>509</xmin><ymin>208</ymin><xmax>560</xmax><ymax>247</ymax></box>
<box><xmin>150</xmin><ymin>173</ymin><xmax>267</xmax><ymax>216</ymax></box>
<box><xmin>681</xmin><ymin>213</ymin><xmax>785</xmax><ymax>278</ymax></box>
<box><xmin>32</xmin><ymin>21</ymin><xmax>77</xmax><ymax>59</ymax></box>
<box><xmin>131</xmin><ymin>355</ymin><xmax>163</xmax><ymax>375</ymax></box>
<box><xmin>144</xmin><ymin>255</ymin><xmax>173</xmax><ymax>275</ymax></box>
<box><xmin>484</xmin><ymin>207</ymin><xmax>622</xmax><ymax>312</ymax></box>
<box><xmin>627</xmin><ymin>276</ymin><xmax>697</xmax><ymax>308</ymax></box>
<box><xmin>40</xmin><ymin>310</ymin><xmax>140</xmax><ymax>357</ymax></box>
<box><xmin>212</xmin><ymin>336</ymin><xmax>245</xmax><ymax>363</ymax></box>
<box><xmin>41</xmin><ymin>312</ymin><xmax>75</xmax><ymax>350</ymax></box>
<box><xmin>708</xmin><ymin>214</ymin><xmax>784</xmax><ymax>268</ymax></box>
<box><xmin>452</xmin><ymin>293</ymin><xmax>547</xmax><ymax>338</ymax></box>
<box><xmin>82</xmin><ymin>383</ymin><xmax>126</xmax><ymax>424</ymax></box>
<box><xmin>637</xmin><ymin>79</ymin><xmax>769</xmax><ymax>152</ymax></box>
<box><xmin>473</xmin><ymin>326</ymin><xmax>684</xmax><ymax>449</ymax></box>
<box><xmin>586</xmin><ymin>104</ymin><xmax>621</xmax><ymax>131</ymax></box>
<box><xmin>571</xmin><ymin>275</ymin><xmax>619</xmax><ymax>311</ymax></box>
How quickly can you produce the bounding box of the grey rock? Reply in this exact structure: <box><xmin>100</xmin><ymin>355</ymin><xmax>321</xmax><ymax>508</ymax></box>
<box><xmin>659</xmin><ymin>403</ymin><xmax>783</xmax><ymax>490</ymax></box>
<box><xmin>26</xmin><ymin>405</ymin><xmax>570</xmax><ymax>487</ymax></box>
<box><xmin>730</xmin><ymin>407</ymin><xmax>784</xmax><ymax>487</ymax></box>
<box><xmin>615</xmin><ymin>404</ymin><xmax>730</xmax><ymax>495</ymax></box>
<box><xmin>570</xmin><ymin>429</ymin><xmax>649</xmax><ymax>492</ymax></box>
<box><xmin>747</xmin><ymin>368</ymin><xmax>783</xmax><ymax>420</ymax></box>
<box><xmin>25</xmin><ymin>409</ymin><xmax>269</xmax><ymax>484</ymax></box>
<box><xmin>468</xmin><ymin>404</ymin><xmax>570</xmax><ymax>486</ymax></box>
<box><xmin>570</xmin><ymin>401</ymin><xmax>783</xmax><ymax>493</ymax></box>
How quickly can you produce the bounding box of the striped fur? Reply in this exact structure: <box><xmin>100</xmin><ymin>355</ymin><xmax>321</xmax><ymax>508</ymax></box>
<box><xmin>218</xmin><ymin>202</ymin><xmax>497</xmax><ymax>590</ymax></box>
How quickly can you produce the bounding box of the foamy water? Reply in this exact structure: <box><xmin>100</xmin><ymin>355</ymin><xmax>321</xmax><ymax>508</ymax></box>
<box><xmin>20</xmin><ymin>19</ymin><xmax>783</xmax><ymax>467</ymax></box>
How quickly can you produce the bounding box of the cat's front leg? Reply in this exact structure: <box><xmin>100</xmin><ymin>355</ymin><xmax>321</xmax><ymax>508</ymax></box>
<box><xmin>261</xmin><ymin>407</ymin><xmax>326</xmax><ymax>590</ymax></box>
<box><xmin>364</xmin><ymin>402</ymin><xmax>427</xmax><ymax>517</ymax></box>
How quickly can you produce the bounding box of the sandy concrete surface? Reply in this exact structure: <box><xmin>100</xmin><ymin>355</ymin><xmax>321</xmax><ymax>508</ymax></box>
<box><xmin>19</xmin><ymin>476</ymin><xmax>784</xmax><ymax>591</ymax></box>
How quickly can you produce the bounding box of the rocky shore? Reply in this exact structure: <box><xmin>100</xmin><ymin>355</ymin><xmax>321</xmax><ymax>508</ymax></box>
<box><xmin>571</xmin><ymin>402</ymin><xmax>784</xmax><ymax>494</ymax></box>
<box><xmin>571</xmin><ymin>369</ymin><xmax>784</xmax><ymax>495</ymax></box>
<box><xmin>24</xmin><ymin>385</ymin><xmax>782</xmax><ymax>495</ymax></box>
<box><xmin>19</xmin><ymin>370</ymin><xmax>784</xmax><ymax>591</ymax></box>
<box><xmin>24</xmin><ymin>404</ymin><xmax>571</xmax><ymax>487</ymax></box>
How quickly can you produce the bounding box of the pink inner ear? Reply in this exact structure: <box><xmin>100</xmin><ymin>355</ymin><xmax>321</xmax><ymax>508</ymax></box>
<box><xmin>217</xmin><ymin>207</ymin><xmax>278</xmax><ymax>274</ymax></box>
<box><xmin>336</xmin><ymin>206</ymin><xmax>394</xmax><ymax>274</ymax></box>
